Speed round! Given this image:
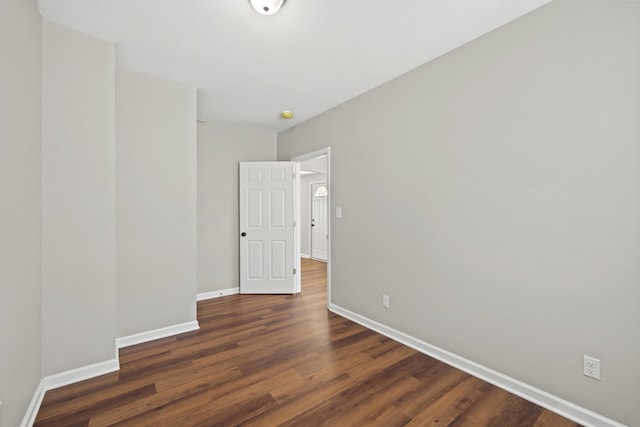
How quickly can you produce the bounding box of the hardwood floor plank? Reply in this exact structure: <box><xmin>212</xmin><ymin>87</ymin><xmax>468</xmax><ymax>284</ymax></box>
<box><xmin>447</xmin><ymin>383</ymin><xmax>515</xmax><ymax>426</ymax></box>
<box><xmin>241</xmin><ymin>374</ymin><xmax>357</xmax><ymax>427</ymax></box>
<box><xmin>364</xmin><ymin>404</ymin><xmax>413</xmax><ymax>427</ymax></box>
<box><xmin>534</xmin><ymin>410</ymin><xmax>582</xmax><ymax>427</ymax></box>
<box><xmin>404</xmin><ymin>376</ymin><xmax>487</xmax><ymax>426</ymax></box>
<box><xmin>345</xmin><ymin>344</ymin><xmax>418</xmax><ymax>382</ymax></box>
<box><xmin>34</xmin><ymin>258</ymin><xmax>583</xmax><ymax>426</ymax></box>
<box><xmin>322</xmin><ymin>375</ymin><xmax>423</xmax><ymax>426</ymax></box>
<box><xmin>88</xmin><ymin>366</ymin><xmax>242</xmax><ymax>426</ymax></box>
<box><xmin>391</xmin><ymin>363</ymin><xmax>471</xmax><ymax>417</ymax></box>
<box><xmin>35</xmin><ymin>384</ymin><xmax>156</xmax><ymax>426</ymax></box>
<box><xmin>485</xmin><ymin>394</ymin><xmax>543</xmax><ymax>427</ymax></box>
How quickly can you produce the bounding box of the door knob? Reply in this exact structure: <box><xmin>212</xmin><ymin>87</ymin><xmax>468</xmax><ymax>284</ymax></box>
<box><xmin>241</xmin><ymin>232</ymin><xmax>246</xmax><ymax>237</ymax></box>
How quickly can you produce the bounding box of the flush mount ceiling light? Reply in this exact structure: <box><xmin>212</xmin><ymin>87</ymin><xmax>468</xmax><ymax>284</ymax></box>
<box><xmin>249</xmin><ymin>0</ymin><xmax>285</xmax><ymax>15</ymax></box>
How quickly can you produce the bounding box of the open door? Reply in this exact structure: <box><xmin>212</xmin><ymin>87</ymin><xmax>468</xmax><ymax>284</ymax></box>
<box><xmin>239</xmin><ymin>162</ymin><xmax>296</xmax><ymax>294</ymax></box>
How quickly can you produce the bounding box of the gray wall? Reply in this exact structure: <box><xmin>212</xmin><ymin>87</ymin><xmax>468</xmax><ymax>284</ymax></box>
<box><xmin>1</xmin><ymin>12</ymin><xmax>200</xmax><ymax>424</ymax></box>
<box><xmin>278</xmin><ymin>1</ymin><xmax>640</xmax><ymax>425</ymax></box>
<box><xmin>42</xmin><ymin>21</ymin><xmax>117</xmax><ymax>376</ymax></box>
<box><xmin>116</xmin><ymin>68</ymin><xmax>197</xmax><ymax>337</ymax></box>
<box><xmin>0</xmin><ymin>0</ymin><xmax>42</xmax><ymax>424</ymax></box>
<box><xmin>197</xmin><ymin>122</ymin><xmax>276</xmax><ymax>293</ymax></box>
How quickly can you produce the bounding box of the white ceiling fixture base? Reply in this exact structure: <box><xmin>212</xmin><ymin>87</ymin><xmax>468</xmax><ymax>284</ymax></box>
<box><xmin>249</xmin><ymin>0</ymin><xmax>284</xmax><ymax>16</ymax></box>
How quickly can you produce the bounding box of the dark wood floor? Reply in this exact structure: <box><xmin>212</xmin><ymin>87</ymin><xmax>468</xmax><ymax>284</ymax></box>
<box><xmin>35</xmin><ymin>258</ymin><xmax>581</xmax><ymax>426</ymax></box>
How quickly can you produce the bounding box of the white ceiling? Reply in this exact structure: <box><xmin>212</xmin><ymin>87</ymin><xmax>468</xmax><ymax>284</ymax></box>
<box><xmin>37</xmin><ymin>0</ymin><xmax>551</xmax><ymax>132</ymax></box>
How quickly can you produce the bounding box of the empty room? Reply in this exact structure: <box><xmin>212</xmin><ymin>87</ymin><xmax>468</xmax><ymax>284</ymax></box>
<box><xmin>1</xmin><ymin>0</ymin><xmax>638</xmax><ymax>426</ymax></box>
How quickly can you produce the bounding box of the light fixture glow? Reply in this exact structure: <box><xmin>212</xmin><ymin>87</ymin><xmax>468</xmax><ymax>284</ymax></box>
<box><xmin>249</xmin><ymin>0</ymin><xmax>285</xmax><ymax>15</ymax></box>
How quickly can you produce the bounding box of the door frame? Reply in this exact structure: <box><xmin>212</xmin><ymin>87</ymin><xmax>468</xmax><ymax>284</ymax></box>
<box><xmin>291</xmin><ymin>147</ymin><xmax>331</xmax><ymax>307</ymax></box>
<box><xmin>310</xmin><ymin>180</ymin><xmax>328</xmax><ymax>261</ymax></box>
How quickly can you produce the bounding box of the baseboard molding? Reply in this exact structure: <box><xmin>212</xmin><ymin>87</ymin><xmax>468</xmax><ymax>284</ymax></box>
<box><xmin>22</xmin><ymin>322</ymin><xmax>199</xmax><ymax>426</ymax></box>
<box><xmin>301</xmin><ymin>253</ymin><xmax>310</xmax><ymax>259</ymax></box>
<box><xmin>328</xmin><ymin>303</ymin><xmax>626</xmax><ymax>427</ymax></box>
<box><xmin>116</xmin><ymin>320</ymin><xmax>200</xmax><ymax>349</ymax></box>
<box><xmin>43</xmin><ymin>358</ymin><xmax>120</xmax><ymax>392</ymax></box>
<box><xmin>20</xmin><ymin>380</ymin><xmax>45</xmax><ymax>427</ymax></box>
<box><xmin>197</xmin><ymin>287</ymin><xmax>239</xmax><ymax>301</ymax></box>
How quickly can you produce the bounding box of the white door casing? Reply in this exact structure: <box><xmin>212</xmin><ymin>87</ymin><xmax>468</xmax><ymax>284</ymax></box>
<box><xmin>291</xmin><ymin>147</ymin><xmax>330</xmax><ymax>306</ymax></box>
<box><xmin>311</xmin><ymin>182</ymin><xmax>328</xmax><ymax>261</ymax></box>
<box><xmin>239</xmin><ymin>162</ymin><xmax>295</xmax><ymax>294</ymax></box>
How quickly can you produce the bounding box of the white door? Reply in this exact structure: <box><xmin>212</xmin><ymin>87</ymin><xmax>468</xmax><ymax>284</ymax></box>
<box><xmin>240</xmin><ymin>162</ymin><xmax>295</xmax><ymax>294</ymax></box>
<box><xmin>311</xmin><ymin>182</ymin><xmax>328</xmax><ymax>261</ymax></box>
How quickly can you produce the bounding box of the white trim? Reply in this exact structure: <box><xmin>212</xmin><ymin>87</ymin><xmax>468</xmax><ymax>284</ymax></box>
<box><xmin>43</xmin><ymin>358</ymin><xmax>120</xmax><ymax>392</ymax></box>
<box><xmin>294</xmin><ymin>162</ymin><xmax>302</xmax><ymax>293</ymax></box>
<box><xmin>20</xmin><ymin>380</ymin><xmax>45</xmax><ymax>427</ymax></box>
<box><xmin>328</xmin><ymin>303</ymin><xmax>626</xmax><ymax>427</ymax></box>
<box><xmin>300</xmin><ymin>253</ymin><xmax>310</xmax><ymax>258</ymax></box>
<box><xmin>116</xmin><ymin>320</ymin><xmax>200</xmax><ymax>349</ymax></box>
<box><xmin>22</xmin><ymin>349</ymin><xmax>120</xmax><ymax>425</ymax></box>
<box><xmin>22</xmin><ymin>322</ymin><xmax>200</xmax><ymax>426</ymax></box>
<box><xmin>113</xmin><ymin>346</ymin><xmax>120</xmax><ymax>370</ymax></box>
<box><xmin>197</xmin><ymin>287</ymin><xmax>240</xmax><ymax>301</ymax></box>
<box><xmin>291</xmin><ymin>148</ymin><xmax>328</xmax><ymax>161</ymax></box>
<box><xmin>291</xmin><ymin>147</ymin><xmax>331</xmax><ymax>307</ymax></box>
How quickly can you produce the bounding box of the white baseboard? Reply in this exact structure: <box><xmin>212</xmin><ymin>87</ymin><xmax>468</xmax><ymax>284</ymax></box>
<box><xmin>328</xmin><ymin>303</ymin><xmax>626</xmax><ymax>427</ymax></box>
<box><xmin>20</xmin><ymin>380</ymin><xmax>45</xmax><ymax>427</ymax></box>
<box><xmin>301</xmin><ymin>253</ymin><xmax>310</xmax><ymax>259</ymax></box>
<box><xmin>23</xmin><ymin>322</ymin><xmax>199</xmax><ymax>426</ymax></box>
<box><xmin>116</xmin><ymin>320</ymin><xmax>200</xmax><ymax>349</ymax></box>
<box><xmin>196</xmin><ymin>287</ymin><xmax>239</xmax><ymax>301</ymax></box>
<box><xmin>21</xmin><ymin>350</ymin><xmax>119</xmax><ymax>426</ymax></box>
<box><xmin>43</xmin><ymin>357</ymin><xmax>120</xmax><ymax>392</ymax></box>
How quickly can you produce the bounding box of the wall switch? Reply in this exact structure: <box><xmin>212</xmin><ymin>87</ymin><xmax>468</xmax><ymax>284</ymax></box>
<box><xmin>583</xmin><ymin>355</ymin><xmax>601</xmax><ymax>380</ymax></box>
<box><xmin>336</xmin><ymin>207</ymin><xmax>342</xmax><ymax>218</ymax></box>
<box><xmin>382</xmin><ymin>294</ymin><xmax>390</xmax><ymax>308</ymax></box>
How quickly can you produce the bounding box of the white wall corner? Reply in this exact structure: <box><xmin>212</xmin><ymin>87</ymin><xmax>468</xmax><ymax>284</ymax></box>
<box><xmin>196</xmin><ymin>287</ymin><xmax>239</xmax><ymax>301</ymax></box>
<box><xmin>43</xmin><ymin>358</ymin><xmax>120</xmax><ymax>392</ymax></box>
<box><xmin>114</xmin><ymin>347</ymin><xmax>121</xmax><ymax>370</ymax></box>
<box><xmin>328</xmin><ymin>303</ymin><xmax>627</xmax><ymax>427</ymax></box>
<box><xmin>20</xmin><ymin>380</ymin><xmax>45</xmax><ymax>427</ymax></box>
<box><xmin>116</xmin><ymin>320</ymin><xmax>200</xmax><ymax>349</ymax></box>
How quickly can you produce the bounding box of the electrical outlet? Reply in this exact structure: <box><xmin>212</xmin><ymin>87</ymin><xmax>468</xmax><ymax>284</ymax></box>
<box><xmin>583</xmin><ymin>355</ymin><xmax>600</xmax><ymax>380</ymax></box>
<box><xmin>382</xmin><ymin>294</ymin><xmax>390</xmax><ymax>308</ymax></box>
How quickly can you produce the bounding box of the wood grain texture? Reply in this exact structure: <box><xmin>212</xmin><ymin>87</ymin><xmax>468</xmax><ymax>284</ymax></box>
<box><xmin>35</xmin><ymin>258</ymin><xmax>582</xmax><ymax>426</ymax></box>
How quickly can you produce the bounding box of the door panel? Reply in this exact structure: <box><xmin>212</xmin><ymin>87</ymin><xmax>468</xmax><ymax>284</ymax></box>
<box><xmin>248</xmin><ymin>189</ymin><xmax>263</xmax><ymax>227</ymax></box>
<box><xmin>247</xmin><ymin>241</ymin><xmax>263</xmax><ymax>279</ymax></box>
<box><xmin>271</xmin><ymin>241</ymin><xmax>286</xmax><ymax>279</ymax></box>
<box><xmin>240</xmin><ymin>162</ymin><xmax>295</xmax><ymax>294</ymax></box>
<box><xmin>270</xmin><ymin>190</ymin><xmax>286</xmax><ymax>228</ymax></box>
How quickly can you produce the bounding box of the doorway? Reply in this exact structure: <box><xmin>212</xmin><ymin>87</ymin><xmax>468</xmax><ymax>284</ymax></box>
<box><xmin>292</xmin><ymin>148</ymin><xmax>331</xmax><ymax>306</ymax></box>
